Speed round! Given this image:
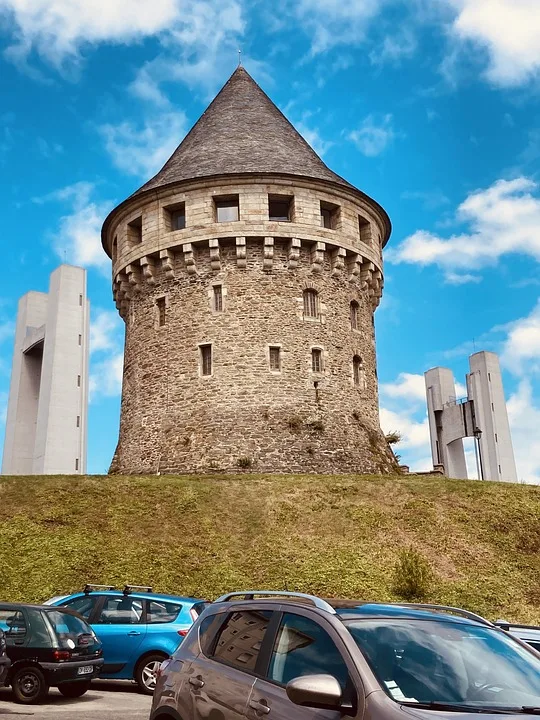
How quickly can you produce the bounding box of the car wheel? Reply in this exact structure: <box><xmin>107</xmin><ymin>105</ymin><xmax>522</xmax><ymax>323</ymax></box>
<box><xmin>58</xmin><ymin>681</ymin><xmax>91</xmax><ymax>698</ymax></box>
<box><xmin>12</xmin><ymin>666</ymin><xmax>49</xmax><ymax>704</ymax></box>
<box><xmin>135</xmin><ymin>653</ymin><xmax>167</xmax><ymax>695</ymax></box>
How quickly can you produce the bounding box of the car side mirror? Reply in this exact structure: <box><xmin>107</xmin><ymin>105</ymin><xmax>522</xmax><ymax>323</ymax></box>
<box><xmin>286</xmin><ymin>674</ymin><xmax>343</xmax><ymax>710</ymax></box>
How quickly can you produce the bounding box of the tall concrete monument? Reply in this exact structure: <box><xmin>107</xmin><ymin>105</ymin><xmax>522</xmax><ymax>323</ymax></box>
<box><xmin>2</xmin><ymin>265</ymin><xmax>90</xmax><ymax>475</ymax></box>
<box><xmin>425</xmin><ymin>351</ymin><xmax>517</xmax><ymax>482</ymax></box>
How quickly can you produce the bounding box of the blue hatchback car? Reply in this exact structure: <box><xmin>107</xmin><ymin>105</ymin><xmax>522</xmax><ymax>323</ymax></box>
<box><xmin>45</xmin><ymin>585</ymin><xmax>207</xmax><ymax>694</ymax></box>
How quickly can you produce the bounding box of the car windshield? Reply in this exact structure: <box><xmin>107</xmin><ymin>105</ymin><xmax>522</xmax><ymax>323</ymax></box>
<box><xmin>45</xmin><ymin>610</ymin><xmax>96</xmax><ymax>649</ymax></box>
<box><xmin>346</xmin><ymin>619</ymin><xmax>540</xmax><ymax>710</ymax></box>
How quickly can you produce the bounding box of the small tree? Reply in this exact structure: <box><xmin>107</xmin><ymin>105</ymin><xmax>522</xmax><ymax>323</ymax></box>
<box><xmin>393</xmin><ymin>548</ymin><xmax>433</xmax><ymax>601</ymax></box>
<box><xmin>385</xmin><ymin>430</ymin><xmax>402</xmax><ymax>446</ymax></box>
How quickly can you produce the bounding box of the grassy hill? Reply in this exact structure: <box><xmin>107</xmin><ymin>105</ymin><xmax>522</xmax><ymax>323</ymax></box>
<box><xmin>1</xmin><ymin>473</ymin><xmax>539</xmax><ymax>623</ymax></box>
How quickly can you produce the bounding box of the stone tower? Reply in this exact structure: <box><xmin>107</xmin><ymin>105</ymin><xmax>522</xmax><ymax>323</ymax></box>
<box><xmin>102</xmin><ymin>67</ymin><xmax>395</xmax><ymax>475</ymax></box>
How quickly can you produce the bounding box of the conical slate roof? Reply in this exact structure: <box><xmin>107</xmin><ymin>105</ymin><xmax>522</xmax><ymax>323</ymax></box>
<box><xmin>133</xmin><ymin>66</ymin><xmax>354</xmax><ymax>196</ymax></box>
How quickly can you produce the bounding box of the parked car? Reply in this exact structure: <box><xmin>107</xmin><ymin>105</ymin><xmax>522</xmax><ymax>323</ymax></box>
<box><xmin>45</xmin><ymin>584</ymin><xmax>207</xmax><ymax>694</ymax></box>
<box><xmin>495</xmin><ymin>620</ymin><xmax>540</xmax><ymax>654</ymax></box>
<box><xmin>0</xmin><ymin>603</ymin><xmax>103</xmax><ymax>704</ymax></box>
<box><xmin>0</xmin><ymin>629</ymin><xmax>11</xmax><ymax>687</ymax></box>
<box><xmin>151</xmin><ymin>591</ymin><xmax>540</xmax><ymax>720</ymax></box>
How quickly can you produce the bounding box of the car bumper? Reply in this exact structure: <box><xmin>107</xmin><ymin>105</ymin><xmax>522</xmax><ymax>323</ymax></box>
<box><xmin>40</xmin><ymin>658</ymin><xmax>104</xmax><ymax>685</ymax></box>
<box><xmin>0</xmin><ymin>658</ymin><xmax>11</xmax><ymax>687</ymax></box>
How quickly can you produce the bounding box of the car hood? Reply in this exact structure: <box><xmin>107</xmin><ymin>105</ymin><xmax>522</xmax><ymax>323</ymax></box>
<box><xmin>403</xmin><ymin>706</ymin><xmax>539</xmax><ymax>720</ymax></box>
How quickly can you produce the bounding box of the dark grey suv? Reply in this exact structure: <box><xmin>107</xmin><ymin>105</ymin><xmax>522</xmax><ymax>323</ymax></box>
<box><xmin>150</xmin><ymin>591</ymin><xmax>540</xmax><ymax>720</ymax></box>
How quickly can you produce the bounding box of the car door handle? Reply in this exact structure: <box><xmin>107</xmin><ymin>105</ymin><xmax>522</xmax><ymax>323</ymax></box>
<box><xmin>127</xmin><ymin>631</ymin><xmax>141</xmax><ymax>636</ymax></box>
<box><xmin>249</xmin><ymin>699</ymin><xmax>270</xmax><ymax>715</ymax></box>
<box><xmin>189</xmin><ymin>676</ymin><xmax>205</xmax><ymax>689</ymax></box>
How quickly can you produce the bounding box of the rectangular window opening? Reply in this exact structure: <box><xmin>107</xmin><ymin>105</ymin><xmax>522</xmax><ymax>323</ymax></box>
<box><xmin>495</xmin><ymin>433</ymin><xmax>498</xmax><ymax>442</ymax></box>
<box><xmin>76</xmin><ymin>415</ymin><xmax>80</xmax><ymax>428</ymax></box>
<box><xmin>156</xmin><ymin>297</ymin><xmax>166</xmax><ymax>327</ymax></box>
<box><xmin>77</xmin><ymin>375</ymin><xmax>81</xmax><ymax>387</ymax></box>
<box><xmin>269</xmin><ymin>346</ymin><xmax>281</xmax><ymax>372</ymax></box>
<box><xmin>213</xmin><ymin>285</ymin><xmax>223</xmax><ymax>312</ymax></box>
<box><xmin>75</xmin><ymin>458</ymin><xmax>79</xmax><ymax>472</ymax></box>
<box><xmin>214</xmin><ymin>195</ymin><xmax>239</xmax><ymax>223</ymax></box>
<box><xmin>79</xmin><ymin>294</ymin><xmax>83</xmax><ymax>306</ymax></box>
<box><xmin>165</xmin><ymin>202</ymin><xmax>186</xmax><ymax>231</ymax></box>
<box><xmin>268</xmin><ymin>195</ymin><xmax>293</xmax><ymax>222</ymax></box>
<box><xmin>127</xmin><ymin>216</ymin><xmax>143</xmax><ymax>244</ymax></box>
<box><xmin>358</xmin><ymin>215</ymin><xmax>372</xmax><ymax>244</ymax></box>
<box><xmin>200</xmin><ymin>344</ymin><xmax>212</xmax><ymax>376</ymax></box>
<box><xmin>312</xmin><ymin>348</ymin><xmax>323</xmax><ymax>373</ymax></box>
<box><xmin>320</xmin><ymin>201</ymin><xmax>340</xmax><ymax>229</ymax></box>
<box><xmin>78</xmin><ymin>334</ymin><xmax>82</xmax><ymax>346</ymax></box>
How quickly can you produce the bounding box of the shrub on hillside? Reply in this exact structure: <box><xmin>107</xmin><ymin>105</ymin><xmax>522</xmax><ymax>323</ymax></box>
<box><xmin>393</xmin><ymin>548</ymin><xmax>433</xmax><ymax>601</ymax></box>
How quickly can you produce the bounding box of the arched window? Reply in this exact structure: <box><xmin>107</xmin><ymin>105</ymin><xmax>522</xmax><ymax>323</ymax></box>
<box><xmin>303</xmin><ymin>289</ymin><xmax>318</xmax><ymax>318</ymax></box>
<box><xmin>353</xmin><ymin>355</ymin><xmax>364</xmax><ymax>387</ymax></box>
<box><xmin>350</xmin><ymin>301</ymin><xmax>359</xmax><ymax>330</ymax></box>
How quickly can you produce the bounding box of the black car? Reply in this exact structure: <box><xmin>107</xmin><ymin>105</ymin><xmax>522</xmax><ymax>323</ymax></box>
<box><xmin>0</xmin><ymin>603</ymin><xmax>103</xmax><ymax>704</ymax></box>
<box><xmin>0</xmin><ymin>629</ymin><xmax>11</xmax><ymax>687</ymax></box>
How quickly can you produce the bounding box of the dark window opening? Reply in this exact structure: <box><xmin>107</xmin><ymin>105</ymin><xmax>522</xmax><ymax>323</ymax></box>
<box><xmin>200</xmin><ymin>344</ymin><xmax>212</xmax><ymax>376</ymax></box>
<box><xmin>353</xmin><ymin>355</ymin><xmax>364</xmax><ymax>386</ymax></box>
<box><xmin>320</xmin><ymin>201</ymin><xmax>340</xmax><ymax>229</ymax></box>
<box><xmin>213</xmin><ymin>285</ymin><xmax>223</xmax><ymax>312</ymax></box>
<box><xmin>171</xmin><ymin>203</ymin><xmax>186</xmax><ymax>230</ymax></box>
<box><xmin>76</xmin><ymin>415</ymin><xmax>80</xmax><ymax>428</ymax></box>
<box><xmin>269</xmin><ymin>195</ymin><xmax>293</xmax><ymax>222</ymax></box>
<box><xmin>215</xmin><ymin>195</ymin><xmax>239</xmax><ymax>223</ymax></box>
<box><xmin>127</xmin><ymin>216</ymin><xmax>143</xmax><ymax>244</ymax></box>
<box><xmin>75</xmin><ymin>458</ymin><xmax>79</xmax><ymax>471</ymax></box>
<box><xmin>78</xmin><ymin>334</ymin><xmax>82</xmax><ymax>345</ymax></box>
<box><xmin>312</xmin><ymin>348</ymin><xmax>323</xmax><ymax>373</ymax></box>
<box><xmin>358</xmin><ymin>215</ymin><xmax>371</xmax><ymax>244</ymax></box>
<box><xmin>156</xmin><ymin>297</ymin><xmax>166</xmax><ymax>327</ymax></box>
<box><xmin>77</xmin><ymin>375</ymin><xmax>81</xmax><ymax>387</ymax></box>
<box><xmin>303</xmin><ymin>289</ymin><xmax>319</xmax><ymax>318</ymax></box>
<box><xmin>79</xmin><ymin>294</ymin><xmax>83</xmax><ymax>306</ymax></box>
<box><xmin>112</xmin><ymin>236</ymin><xmax>118</xmax><ymax>262</ymax></box>
<box><xmin>350</xmin><ymin>300</ymin><xmax>360</xmax><ymax>330</ymax></box>
<box><xmin>269</xmin><ymin>346</ymin><xmax>281</xmax><ymax>371</ymax></box>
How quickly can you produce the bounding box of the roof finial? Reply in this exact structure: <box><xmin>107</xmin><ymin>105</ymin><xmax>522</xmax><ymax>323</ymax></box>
<box><xmin>238</xmin><ymin>49</ymin><xmax>242</xmax><ymax>67</ymax></box>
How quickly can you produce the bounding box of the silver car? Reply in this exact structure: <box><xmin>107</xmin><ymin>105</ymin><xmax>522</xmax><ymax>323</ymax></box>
<box><xmin>150</xmin><ymin>591</ymin><xmax>540</xmax><ymax>720</ymax></box>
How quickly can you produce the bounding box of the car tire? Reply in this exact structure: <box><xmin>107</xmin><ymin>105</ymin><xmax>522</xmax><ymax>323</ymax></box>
<box><xmin>11</xmin><ymin>666</ymin><xmax>49</xmax><ymax>704</ymax></box>
<box><xmin>58</xmin><ymin>680</ymin><xmax>91</xmax><ymax>698</ymax></box>
<box><xmin>135</xmin><ymin>653</ymin><xmax>167</xmax><ymax>695</ymax></box>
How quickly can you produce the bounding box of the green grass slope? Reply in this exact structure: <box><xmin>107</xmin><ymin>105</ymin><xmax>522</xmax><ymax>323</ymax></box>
<box><xmin>1</xmin><ymin>473</ymin><xmax>539</xmax><ymax>623</ymax></box>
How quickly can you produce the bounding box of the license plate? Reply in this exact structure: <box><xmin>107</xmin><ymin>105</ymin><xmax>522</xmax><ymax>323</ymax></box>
<box><xmin>77</xmin><ymin>666</ymin><xmax>94</xmax><ymax>675</ymax></box>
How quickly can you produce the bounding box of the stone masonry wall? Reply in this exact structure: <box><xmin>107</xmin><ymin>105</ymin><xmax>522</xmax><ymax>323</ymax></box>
<box><xmin>106</xmin><ymin>176</ymin><xmax>396</xmax><ymax>475</ymax></box>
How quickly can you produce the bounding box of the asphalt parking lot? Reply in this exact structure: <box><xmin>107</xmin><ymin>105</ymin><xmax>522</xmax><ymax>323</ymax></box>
<box><xmin>0</xmin><ymin>681</ymin><xmax>151</xmax><ymax>719</ymax></box>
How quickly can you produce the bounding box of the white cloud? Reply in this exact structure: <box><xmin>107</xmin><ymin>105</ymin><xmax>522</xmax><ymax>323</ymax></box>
<box><xmin>89</xmin><ymin>353</ymin><xmax>124</xmax><ymax>400</ymax></box>
<box><xmin>444</xmin><ymin>0</ymin><xmax>540</xmax><ymax>87</ymax></box>
<box><xmin>99</xmin><ymin>112</ymin><xmax>187</xmax><ymax>179</ymax></box>
<box><xmin>348</xmin><ymin>114</ymin><xmax>397</xmax><ymax>157</ymax></box>
<box><xmin>0</xmin><ymin>0</ymin><xmax>183</xmax><ymax>71</ymax></box>
<box><xmin>34</xmin><ymin>182</ymin><xmax>112</xmax><ymax>272</ymax></box>
<box><xmin>381</xmin><ymin>372</ymin><xmax>427</xmax><ymax>404</ymax></box>
<box><xmin>290</xmin><ymin>0</ymin><xmax>391</xmax><ymax>55</ymax></box>
<box><xmin>507</xmin><ymin>380</ymin><xmax>540</xmax><ymax>484</ymax></box>
<box><xmin>90</xmin><ymin>309</ymin><xmax>122</xmax><ymax>355</ymax></box>
<box><xmin>389</xmin><ymin>177</ymin><xmax>540</xmax><ymax>281</ymax></box>
<box><xmin>500</xmin><ymin>300</ymin><xmax>540</xmax><ymax>375</ymax></box>
<box><xmin>369</xmin><ymin>27</ymin><xmax>417</xmax><ymax>65</ymax></box>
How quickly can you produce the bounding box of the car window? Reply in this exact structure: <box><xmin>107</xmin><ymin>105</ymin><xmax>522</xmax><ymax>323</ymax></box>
<box><xmin>97</xmin><ymin>597</ymin><xmax>144</xmax><ymax>625</ymax></box>
<box><xmin>212</xmin><ymin>610</ymin><xmax>272</xmax><ymax>672</ymax></box>
<box><xmin>45</xmin><ymin>611</ymin><xmax>96</xmax><ymax>648</ymax></box>
<box><xmin>268</xmin><ymin>613</ymin><xmax>350</xmax><ymax>690</ymax></box>
<box><xmin>0</xmin><ymin>610</ymin><xmax>27</xmax><ymax>645</ymax></box>
<box><xmin>147</xmin><ymin>601</ymin><xmax>182</xmax><ymax>624</ymax></box>
<box><xmin>63</xmin><ymin>595</ymin><xmax>100</xmax><ymax>620</ymax></box>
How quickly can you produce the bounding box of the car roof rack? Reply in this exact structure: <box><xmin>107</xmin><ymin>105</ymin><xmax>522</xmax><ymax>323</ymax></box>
<box><xmin>83</xmin><ymin>584</ymin><xmax>117</xmax><ymax>594</ymax></box>
<box><xmin>123</xmin><ymin>585</ymin><xmax>153</xmax><ymax>596</ymax></box>
<box><xmin>214</xmin><ymin>591</ymin><xmax>336</xmax><ymax>615</ymax></box>
<box><xmin>396</xmin><ymin>603</ymin><xmax>494</xmax><ymax>627</ymax></box>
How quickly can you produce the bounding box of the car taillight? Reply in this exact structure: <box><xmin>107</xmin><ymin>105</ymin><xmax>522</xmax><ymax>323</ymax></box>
<box><xmin>177</xmin><ymin>629</ymin><xmax>189</xmax><ymax>637</ymax></box>
<box><xmin>53</xmin><ymin>650</ymin><xmax>71</xmax><ymax>661</ymax></box>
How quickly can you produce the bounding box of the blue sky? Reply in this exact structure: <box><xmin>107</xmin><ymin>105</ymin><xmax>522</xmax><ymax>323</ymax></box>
<box><xmin>1</xmin><ymin>0</ymin><xmax>540</xmax><ymax>481</ymax></box>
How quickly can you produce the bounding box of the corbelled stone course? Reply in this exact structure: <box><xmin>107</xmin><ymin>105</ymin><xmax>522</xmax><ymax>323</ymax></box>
<box><xmin>103</xmin><ymin>68</ymin><xmax>396</xmax><ymax>475</ymax></box>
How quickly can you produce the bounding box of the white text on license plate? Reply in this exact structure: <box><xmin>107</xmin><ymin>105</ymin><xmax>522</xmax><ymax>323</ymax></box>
<box><xmin>77</xmin><ymin>666</ymin><xmax>93</xmax><ymax>675</ymax></box>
